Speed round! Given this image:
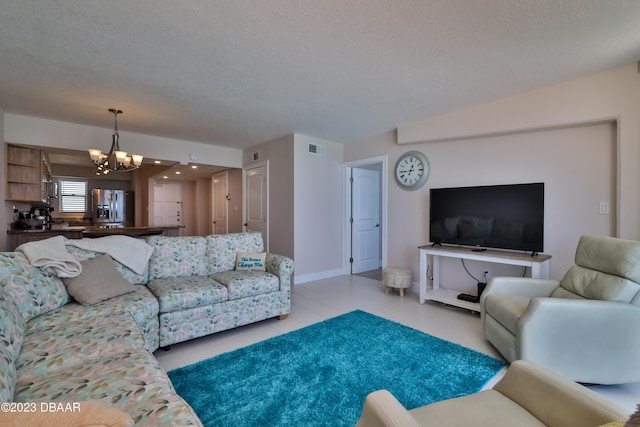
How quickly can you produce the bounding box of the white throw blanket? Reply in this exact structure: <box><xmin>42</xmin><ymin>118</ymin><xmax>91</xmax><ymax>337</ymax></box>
<box><xmin>65</xmin><ymin>235</ymin><xmax>154</xmax><ymax>275</ymax></box>
<box><xmin>16</xmin><ymin>235</ymin><xmax>82</xmax><ymax>278</ymax></box>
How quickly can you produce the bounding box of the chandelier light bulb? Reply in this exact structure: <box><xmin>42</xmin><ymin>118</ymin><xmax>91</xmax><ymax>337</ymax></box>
<box><xmin>115</xmin><ymin>150</ymin><xmax>128</xmax><ymax>163</ymax></box>
<box><xmin>87</xmin><ymin>108</ymin><xmax>144</xmax><ymax>173</ymax></box>
<box><xmin>88</xmin><ymin>149</ymin><xmax>102</xmax><ymax>163</ymax></box>
<box><xmin>131</xmin><ymin>154</ymin><xmax>143</xmax><ymax>166</ymax></box>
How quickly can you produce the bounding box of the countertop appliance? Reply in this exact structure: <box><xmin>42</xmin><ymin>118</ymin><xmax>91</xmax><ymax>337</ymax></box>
<box><xmin>14</xmin><ymin>203</ymin><xmax>54</xmax><ymax>230</ymax></box>
<box><xmin>91</xmin><ymin>189</ymin><xmax>134</xmax><ymax>227</ymax></box>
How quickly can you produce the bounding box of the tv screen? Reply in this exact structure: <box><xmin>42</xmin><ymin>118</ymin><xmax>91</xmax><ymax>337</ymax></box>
<box><xmin>429</xmin><ymin>183</ymin><xmax>544</xmax><ymax>253</ymax></box>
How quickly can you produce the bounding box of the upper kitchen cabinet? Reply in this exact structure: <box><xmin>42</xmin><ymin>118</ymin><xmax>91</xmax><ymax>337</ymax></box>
<box><xmin>5</xmin><ymin>143</ymin><xmax>52</xmax><ymax>203</ymax></box>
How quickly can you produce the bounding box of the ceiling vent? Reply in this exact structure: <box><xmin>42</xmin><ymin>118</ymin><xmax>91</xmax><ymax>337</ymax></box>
<box><xmin>308</xmin><ymin>143</ymin><xmax>326</xmax><ymax>156</ymax></box>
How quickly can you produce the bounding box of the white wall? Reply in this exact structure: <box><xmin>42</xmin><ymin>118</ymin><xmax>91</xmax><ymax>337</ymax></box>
<box><xmin>243</xmin><ymin>134</ymin><xmax>295</xmax><ymax>259</ymax></box>
<box><xmin>242</xmin><ymin>133</ymin><xmax>343</xmax><ymax>281</ymax></box>
<box><xmin>398</xmin><ymin>63</ymin><xmax>640</xmax><ymax>239</ymax></box>
<box><xmin>347</xmin><ymin>124</ymin><xmax>615</xmax><ymax>291</ymax></box>
<box><xmin>344</xmin><ymin>65</ymin><xmax>634</xmax><ymax>294</ymax></box>
<box><xmin>293</xmin><ymin>135</ymin><xmax>344</xmax><ymax>281</ymax></box>
<box><xmin>5</xmin><ymin>114</ymin><xmax>243</xmax><ymax>168</ymax></box>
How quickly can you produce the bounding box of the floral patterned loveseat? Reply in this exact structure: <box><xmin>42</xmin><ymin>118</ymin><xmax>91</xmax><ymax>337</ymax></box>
<box><xmin>145</xmin><ymin>232</ymin><xmax>294</xmax><ymax>348</ymax></box>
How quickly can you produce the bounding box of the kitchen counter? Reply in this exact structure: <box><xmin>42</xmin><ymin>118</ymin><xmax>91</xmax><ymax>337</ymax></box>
<box><xmin>6</xmin><ymin>225</ymin><xmax>183</xmax><ymax>251</ymax></box>
<box><xmin>7</xmin><ymin>226</ymin><xmax>87</xmax><ymax>234</ymax></box>
<box><xmin>81</xmin><ymin>226</ymin><xmax>165</xmax><ymax>238</ymax></box>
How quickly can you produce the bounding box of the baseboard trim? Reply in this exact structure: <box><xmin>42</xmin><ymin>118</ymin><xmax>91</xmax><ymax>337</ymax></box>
<box><xmin>294</xmin><ymin>269</ymin><xmax>344</xmax><ymax>284</ymax></box>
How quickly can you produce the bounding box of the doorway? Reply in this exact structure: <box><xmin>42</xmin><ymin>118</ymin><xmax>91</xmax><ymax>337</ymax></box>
<box><xmin>212</xmin><ymin>171</ymin><xmax>229</xmax><ymax>234</ymax></box>
<box><xmin>344</xmin><ymin>155</ymin><xmax>387</xmax><ymax>275</ymax></box>
<box><xmin>244</xmin><ymin>161</ymin><xmax>269</xmax><ymax>251</ymax></box>
<box><xmin>152</xmin><ymin>181</ymin><xmax>183</xmax><ymax>229</ymax></box>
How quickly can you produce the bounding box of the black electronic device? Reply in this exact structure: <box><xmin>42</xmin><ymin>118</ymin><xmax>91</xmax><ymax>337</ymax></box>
<box><xmin>456</xmin><ymin>282</ymin><xmax>487</xmax><ymax>304</ymax></box>
<box><xmin>429</xmin><ymin>182</ymin><xmax>544</xmax><ymax>253</ymax></box>
<box><xmin>457</xmin><ymin>293</ymin><xmax>479</xmax><ymax>303</ymax></box>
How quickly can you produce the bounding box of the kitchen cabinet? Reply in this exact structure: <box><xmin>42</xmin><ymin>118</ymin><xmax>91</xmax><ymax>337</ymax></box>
<box><xmin>4</xmin><ymin>143</ymin><xmax>54</xmax><ymax>203</ymax></box>
<box><xmin>8</xmin><ymin>228</ymin><xmax>85</xmax><ymax>251</ymax></box>
<box><xmin>6</xmin><ymin>226</ymin><xmax>183</xmax><ymax>251</ymax></box>
<box><xmin>5</xmin><ymin>143</ymin><xmax>45</xmax><ymax>202</ymax></box>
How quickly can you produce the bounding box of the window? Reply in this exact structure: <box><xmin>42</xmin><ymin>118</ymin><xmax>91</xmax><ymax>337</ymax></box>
<box><xmin>58</xmin><ymin>179</ymin><xmax>87</xmax><ymax>213</ymax></box>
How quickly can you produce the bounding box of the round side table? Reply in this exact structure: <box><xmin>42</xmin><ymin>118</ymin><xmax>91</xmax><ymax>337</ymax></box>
<box><xmin>382</xmin><ymin>267</ymin><xmax>412</xmax><ymax>297</ymax></box>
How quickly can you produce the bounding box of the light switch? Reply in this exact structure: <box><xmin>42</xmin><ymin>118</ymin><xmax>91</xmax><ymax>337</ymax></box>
<box><xmin>599</xmin><ymin>202</ymin><xmax>609</xmax><ymax>215</ymax></box>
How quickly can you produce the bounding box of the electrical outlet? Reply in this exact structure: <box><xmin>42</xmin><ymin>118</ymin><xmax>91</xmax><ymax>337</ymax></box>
<box><xmin>483</xmin><ymin>270</ymin><xmax>491</xmax><ymax>282</ymax></box>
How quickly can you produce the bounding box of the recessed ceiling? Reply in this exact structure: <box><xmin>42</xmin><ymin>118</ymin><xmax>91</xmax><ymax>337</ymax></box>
<box><xmin>1</xmin><ymin>1</ymin><xmax>639</xmax><ymax>149</ymax></box>
<box><xmin>45</xmin><ymin>146</ymin><xmax>227</xmax><ymax>180</ymax></box>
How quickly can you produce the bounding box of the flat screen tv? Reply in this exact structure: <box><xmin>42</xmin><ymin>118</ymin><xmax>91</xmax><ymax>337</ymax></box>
<box><xmin>429</xmin><ymin>182</ymin><xmax>544</xmax><ymax>253</ymax></box>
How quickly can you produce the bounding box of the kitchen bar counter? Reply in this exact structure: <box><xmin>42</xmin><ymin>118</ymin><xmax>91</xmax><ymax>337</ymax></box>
<box><xmin>6</xmin><ymin>225</ymin><xmax>183</xmax><ymax>251</ymax></box>
<box><xmin>81</xmin><ymin>226</ymin><xmax>164</xmax><ymax>238</ymax></box>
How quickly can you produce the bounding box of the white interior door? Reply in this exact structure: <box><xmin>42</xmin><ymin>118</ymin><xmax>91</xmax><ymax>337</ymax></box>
<box><xmin>351</xmin><ymin>167</ymin><xmax>382</xmax><ymax>273</ymax></box>
<box><xmin>212</xmin><ymin>171</ymin><xmax>228</xmax><ymax>234</ymax></box>
<box><xmin>152</xmin><ymin>181</ymin><xmax>183</xmax><ymax>227</ymax></box>
<box><xmin>244</xmin><ymin>162</ymin><xmax>269</xmax><ymax>250</ymax></box>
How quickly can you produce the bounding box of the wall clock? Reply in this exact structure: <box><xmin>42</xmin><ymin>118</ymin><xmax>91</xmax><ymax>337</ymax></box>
<box><xmin>394</xmin><ymin>151</ymin><xmax>430</xmax><ymax>191</ymax></box>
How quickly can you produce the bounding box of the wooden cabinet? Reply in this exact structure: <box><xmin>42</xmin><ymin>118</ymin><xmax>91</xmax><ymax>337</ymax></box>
<box><xmin>5</xmin><ymin>143</ymin><xmax>44</xmax><ymax>202</ymax></box>
<box><xmin>7</xmin><ymin>229</ymin><xmax>85</xmax><ymax>251</ymax></box>
<box><xmin>7</xmin><ymin>226</ymin><xmax>181</xmax><ymax>251</ymax></box>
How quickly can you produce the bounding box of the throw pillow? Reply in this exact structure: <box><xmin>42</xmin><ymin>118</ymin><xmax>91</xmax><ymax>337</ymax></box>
<box><xmin>235</xmin><ymin>252</ymin><xmax>267</xmax><ymax>271</ymax></box>
<box><xmin>63</xmin><ymin>254</ymin><xmax>135</xmax><ymax>305</ymax></box>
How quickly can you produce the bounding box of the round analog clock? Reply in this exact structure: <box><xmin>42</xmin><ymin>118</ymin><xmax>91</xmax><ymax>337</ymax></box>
<box><xmin>394</xmin><ymin>151</ymin><xmax>430</xmax><ymax>190</ymax></box>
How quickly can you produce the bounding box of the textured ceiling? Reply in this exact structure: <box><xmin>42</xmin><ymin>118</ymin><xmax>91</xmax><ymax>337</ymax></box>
<box><xmin>1</xmin><ymin>0</ymin><xmax>639</xmax><ymax>149</ymax></box>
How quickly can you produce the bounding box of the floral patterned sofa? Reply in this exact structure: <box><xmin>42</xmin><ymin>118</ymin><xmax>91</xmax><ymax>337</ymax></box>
<box><xmin>145</xmin><ymin>233</ymin><xmax>294</xmax><ymax>348</ymax></box>
<box><xmin>0</xmin><ymin>232</ymin><xmax>294</xmax><ymax>426</ymax></box>
<box><xmin>0</xmin><ymin>249</ymin><xmax>202</xmax><ymax>426</ymax></box>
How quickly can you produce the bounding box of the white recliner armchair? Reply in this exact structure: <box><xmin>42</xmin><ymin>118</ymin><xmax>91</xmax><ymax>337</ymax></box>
<box><xmin>356</xmin><ymin>360</ymin><xmax>630</xmax><ymax>427</ymax></box>
<box><xmin>480</xmin><ymin>234</ymin><xmax>640</xmax><ymax>385</ymax></box>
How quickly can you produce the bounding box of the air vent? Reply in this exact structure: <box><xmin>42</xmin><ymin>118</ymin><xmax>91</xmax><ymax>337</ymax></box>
<box><xmin>308</xmin><ymin>143</ymin><xmax>326</xmax><ymax>156</ymax></box>
<box><xmin>252</xmin><ymin>151</ymin><xmax>260</xmax><ymax>161</ymax></box>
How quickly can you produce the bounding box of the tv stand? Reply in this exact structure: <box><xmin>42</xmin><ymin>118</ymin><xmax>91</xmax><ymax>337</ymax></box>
<box><xmin>418</xmin><ymin>245</ymin><xmax>551</xmax><ymax>312</ymax></box>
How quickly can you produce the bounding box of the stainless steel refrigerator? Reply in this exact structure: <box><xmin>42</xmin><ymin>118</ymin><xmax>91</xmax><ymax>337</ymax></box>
<box><xmin>91</xmin><ymin>189</ymin><xmax>134</xmax><ymax>227</ymax></box>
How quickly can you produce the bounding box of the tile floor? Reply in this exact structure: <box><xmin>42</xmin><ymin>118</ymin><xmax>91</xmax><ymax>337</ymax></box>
<box><xmin>154</xmin><ymin>274</ymin><xmax>640</xmax><ymax>413</ymax></box>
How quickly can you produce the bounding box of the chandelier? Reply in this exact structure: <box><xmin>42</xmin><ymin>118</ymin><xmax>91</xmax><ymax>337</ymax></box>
<box><xmin>88</xmin><ymin>108</ymin><xmax>143</xmax><ymax>175</ymax></box>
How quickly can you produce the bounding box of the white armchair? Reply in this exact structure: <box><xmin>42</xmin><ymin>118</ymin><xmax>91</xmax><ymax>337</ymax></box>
<box><xmin>480</xmin><ymin>234</ymin><xmax>640</xmax><ymax>385</ymax></box>
<box><xmin>356</xmin><ymin>360</ymin><xmax>630</xmax><ymax>427</ymax></box>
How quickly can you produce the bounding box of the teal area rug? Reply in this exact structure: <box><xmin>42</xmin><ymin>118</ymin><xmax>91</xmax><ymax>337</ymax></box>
<box><xmin>168</xmin><ymin>310</ymin><xmax>505</xmax><ymax>427</ymax></box>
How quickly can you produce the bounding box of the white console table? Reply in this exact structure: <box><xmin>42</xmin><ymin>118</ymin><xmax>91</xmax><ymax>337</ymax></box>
<box><xmin>418</xmin><ymin>245</ymin><xmax>551</xmax><ymax>312</ymax></box>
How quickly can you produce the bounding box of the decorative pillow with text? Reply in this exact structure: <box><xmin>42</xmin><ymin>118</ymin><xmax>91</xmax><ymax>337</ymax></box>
<box><xmin>235</xmin><ymin>252</ymin><xmax>267</xmax><ymax>271</ymax></box>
